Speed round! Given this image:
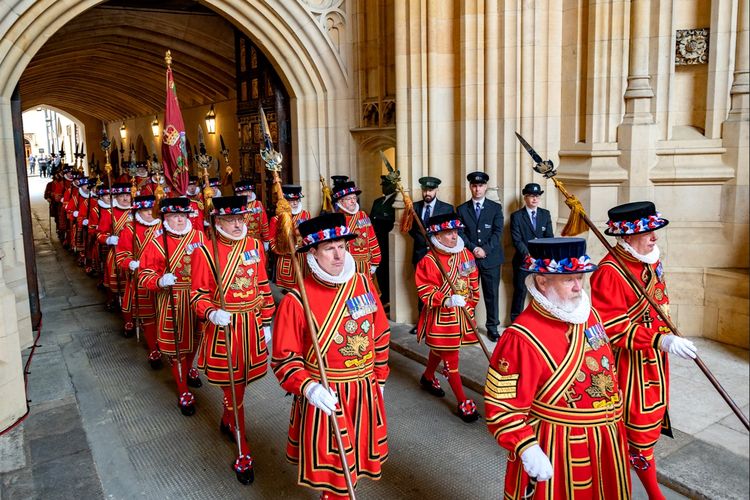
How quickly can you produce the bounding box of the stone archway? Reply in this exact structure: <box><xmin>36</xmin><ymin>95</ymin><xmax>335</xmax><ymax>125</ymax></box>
<box><xmin>0</xmin><ymin>0</ymin><xmax>354</xmax><ymax>430</ymax></box>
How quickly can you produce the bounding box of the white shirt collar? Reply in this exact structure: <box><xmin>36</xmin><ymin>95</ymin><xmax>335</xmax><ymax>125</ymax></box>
<box><xmin>472</xmin><ymin>197</ymin><xmax>485</xmax><ymax>208</ymax></box>
<box><xmin>526</xmin><ymin>206</ymin><xmax>537</xmax><ymax>217</ymax></box>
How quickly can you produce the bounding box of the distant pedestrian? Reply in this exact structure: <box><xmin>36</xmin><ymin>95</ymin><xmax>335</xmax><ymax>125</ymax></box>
<box><xmin>39</xmin><ymin>157</ymin><xmax>48</xmax><ymax>178</ymax></box>
<box><xmin>28</xmin><ymin>154</ymin><xmax>36</xmax><ymax>175</ymax></box>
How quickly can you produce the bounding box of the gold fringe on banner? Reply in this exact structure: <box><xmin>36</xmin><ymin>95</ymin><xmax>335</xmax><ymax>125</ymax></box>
<box><xmin>400</xmin><ymin>193</ymin><xmax>414</xmax><ymax>233</ymax></box>
<box><xmin>273</xmin><ymin>180</ymin><xmax>294</xmax><ymax>255</ymax></box>
<box><xmin>320</xmin><ymin>176</ymin><xmax>333</xmax><ymax>213</ymax></box>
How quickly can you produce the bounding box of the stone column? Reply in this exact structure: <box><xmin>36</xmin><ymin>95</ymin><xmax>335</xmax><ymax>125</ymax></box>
<box><xmin>0</xmin><ymin>249</ymin><xmax>26</xmax><ymax>431</ymax></box>
<box><xmin>617</xmin><ymin>0</ymin><xmax>656</xmax><ymax>202</ymax></box>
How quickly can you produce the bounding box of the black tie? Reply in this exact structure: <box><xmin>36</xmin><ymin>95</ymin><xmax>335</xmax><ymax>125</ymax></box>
<box><xmin>423</xmin><ymin>204</ymin><xmax>431</xmax><ymax>224</ymax></box>
<box><xmin>531</xmin><ymin>210</ymin><xmax>537</xmax><ymax>230</ymax></box>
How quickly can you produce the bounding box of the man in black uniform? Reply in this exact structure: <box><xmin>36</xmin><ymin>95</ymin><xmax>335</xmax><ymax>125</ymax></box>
<box><xmin>408</xmin><ymin>176</ymin><xmax>454</xmax><ymax>334</ymax></box>
<box><xmin>509</xmin><ymin>182</ymin><xmax>553</xmax><ymax>322</ymax></box>
<box><xmin>457</xmin><ymin>171</ymin><xmax>504</xmax><ymax>341</ymax></box>
<box><xmin>369</xmin><ymin>175</ymin><xmax>397</xmax><ymax>309</ymax></box>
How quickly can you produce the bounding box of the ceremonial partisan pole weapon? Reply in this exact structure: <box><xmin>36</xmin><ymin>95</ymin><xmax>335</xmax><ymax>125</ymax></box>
<box><xmin>101</xmin><ymin>132</ymin><xmax>123</xmax><ymax>308</ymax></box>
<box><xmin>515</xmin><ymin>132</ymin><xmax>750</xmax><ymax>431</ymax></box>
<box><xmin>261</xmin><ymin>107</ymin><xmax>357</xmax><ymax>499</ymax></box>
<box><xmin>152</xmin><ymin>172</ymin><xmax>183</xmax><ymax>384</ymax></box>
<box><xmin>381</xmin><ymin>151</ymin><xmax>493</xmax><ymax>363</ymax></box>
<box><xmin>130</xmin><ymin>176</ymin><xmax>142</xmax><ymax>343</ymax></box>
<box><xmin>200</xmin><ymin>164</ymin><xmax>246</xmax><ymax>468</ymax></box>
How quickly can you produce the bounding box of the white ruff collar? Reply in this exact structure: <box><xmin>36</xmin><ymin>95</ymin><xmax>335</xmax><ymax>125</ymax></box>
<box><xmin>247</xmin><ymin>192</ymin><xmax>257</xmax><ymax>202</ymax></box>
<box><xmin>135</xmin><ymin>212</ymin><xmax>160</xmax><ymax>226</ymax></box>
<box><xmin>429</xmin><ymin>235</ymin><xmax>465</xmax><ymax>254</ymax></box>
<box><xmin>215</xmin><ymin>224</ymin><xmax>247</xmax><ymax>241</ymax></box>
<box><xmin>164</xmin><ymin>218</ymin><xmax>193</xmax><ymax>236</ymax></box>
<box><xmin>291</xmin><ymin>204</ymin><xmax>303</xmax><ymax>216</ymax></box>
<box><xmin>113</xmin><ymin>199</ymin><xmax>131</xmax><ymax>210</ymax></box>
<box><xmin>336</xmin><ymin>202</ymin><xmax>360</xmax><ymax>215</ymax></box>
<box><xmin>307</xmin><ymin>251</ymin><xmax>356</xmax><ymax>284</ymax></box>
<box><xmin>525</xmin><ymin>275</ymin><xmax>592</xmax><ymax>324</ymax></box>
<box><xmin>78</xmin><ymin>187</ymin><xmax>90</xmax><ymax>199</ymax></box>
<box><xmin>98</xmin><ymin>199</ymin><xmax>111</xmax><ymax>209</ymax></box>
<box><xmin>617</xmin><ymin>239</ymin><xmax>660</xmax><ymax>265</ymax></box>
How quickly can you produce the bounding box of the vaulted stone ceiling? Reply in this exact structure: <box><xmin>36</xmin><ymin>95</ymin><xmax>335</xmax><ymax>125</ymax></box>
<box><xmin>19</xmin><ymin>0</ymin><xmax>236</xmax><ymax>121</ymax></box>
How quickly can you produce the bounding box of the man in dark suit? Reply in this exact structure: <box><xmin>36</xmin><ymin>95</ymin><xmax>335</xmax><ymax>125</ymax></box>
<box><xmin>370</xmin><ymin>175</ymin><xmax>397</xmax><ymax>309</ymax></box>
<box><xmin>457</xmin><ymin>171</ymin><xmax>504</xmax><ymax>341</ymax></box>
<box><xmin>408</xmin><ymin>176</ymin><xmax>454</xmax><ymax>333</ymax></box>
<box><xmin>509</xmin><ymin>182</ymin><xmax>554</xmax><ymax>321</ymax></box>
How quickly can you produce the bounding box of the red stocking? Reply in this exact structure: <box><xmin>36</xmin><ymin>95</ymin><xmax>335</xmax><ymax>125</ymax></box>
<box><xmin>632</xmin><ymin>450</ymin><xmax>664</xmax><ymax>500</ymax></box>
<box><xmin>222</xmin><ymin>385</ymin><xmax>249</xmax><ymax>456</ymax></box>
<box><xmin>441</xmin><ymin>351</ymin><xmax>467</xmax><ymax>403</ymax></box>
<box><xmin>142</xmin><ymin>321</ymin><xmax>158</xmax><ymax>352</ymax></box>
<box><xmin>423</xmin><ymin>350</ymin><xmax>442</xmax><ymax>380</ymax></box>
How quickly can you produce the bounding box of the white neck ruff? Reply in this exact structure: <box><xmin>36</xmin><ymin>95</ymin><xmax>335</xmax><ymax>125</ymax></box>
<box><xmin>525</xmin><ymin>274</ymin><xmax>592</xmax><ymax>324</ymax></box>
<box><xmin>78</xmin><ymin>187</ymin><xmax>90</xmax><ymax>199</ymax></box>
<box><xmin>135</xmin><ymin>212</ymin><xmax>160</xmax><ymax>227</ymax></box>
<box><xmin>113</xmin><ymin>199</ymin><xmax>131</xmax><ymax>210</ymax></box>
<box><xmin>429</xmin><ymin>235</ymin><xmax>465</xmax><ymax>254</ymax></box>
<box><xmin>617</xmin><ymin>239</ymin><xmax>660</xmax><ymax>265</ymax></box>
<box><xmin>98</xmin><ymin>199</ymin><xmax>111</xmax><ymax>209</ymax></box>
<box><xmin>215</xmin><ymin>223</ymin><xmax>247</xmax><ymax>241</ymax></box>
<box><xmin>291</xmin><ymin>204</ymin><xmax>303</xmax><ymax>216</ymax></box>
<box><xmin>164</xmin><ymin>218</ymin><xmax>193</xmax><ymax>236</ymax></box>
<box><xmin>336</xmin><ymin>202</ymin><xmax>360</xmax><ymax>215</ymax></box>
<box><xmin>307</xmin><ymin>251</ymin><xmax>356</xmax><ymax>284</ymax></box>
<box><xmin>248</xmin><ymin>192</ymin><xmax>257</xmax><ymax>202</ymax></box>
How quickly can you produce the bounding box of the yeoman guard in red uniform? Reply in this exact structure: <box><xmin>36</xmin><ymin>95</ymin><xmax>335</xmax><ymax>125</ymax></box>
<box><xmin>485</xmin><ymin>237</ymin><xmax>631</xmax><ymax>499</ymax></box>
<box><xmin>272</xmin><ymin>212</ymin><xmax>390</xmax><ymax>499</ymax></box>
<box><xmin>269</xmin><ymin>184</ymin><xmax>310</xmax><ymax>291</ymax></box>
<box><xmin>590</xmin><ymin>202</ymin><xmax>697</xmax><ymax>500</ymax></box>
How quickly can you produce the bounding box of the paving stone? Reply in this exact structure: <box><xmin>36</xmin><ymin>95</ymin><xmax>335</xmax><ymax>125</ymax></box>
<box><xmin>658</xmin><ymin>440</ymin><xmax>749</xmax><ymax>500</ymax></box>
<box><xmin>29</xmin><ymin>426</ymin><xmax>89</xmax><ymax>466</ymax></box>
<box><xmin>0</xmin><ymin>466</ymin><xmax>35</xmax><ymax>499</ymax></box>
<box><xmin>24</xmin><ymin>399</ymin><xmax>80</xmax><ymax>440</ymax></box>
<box><xmin>0</xmin><ymin>428</ymin><xmax>26</xmax><ymax>473</ymax></box>
<box><xmin>32</xmin><ymin>450</ymin><xmax>103</xmax><ymax>500</ymax></box>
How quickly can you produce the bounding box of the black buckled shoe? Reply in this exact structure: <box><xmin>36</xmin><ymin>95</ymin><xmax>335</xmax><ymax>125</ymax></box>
<box><xmin>187</xmin><ymin>368</ymin><xmax>202</xmax><ymax>388</ymax></box>
<box><xmin>420</xmin><ymin>375</ymin><xmax>445</xmax><ymax>398</ymax></box>
<box><xmin>122</xmin><ymin>321</ymin><xmax>136</xmax><ymax>338</ymax></box>
<box><xmin>148</xmin><ymin>350</ymin><xmax>162</xmax><ymax>370</ymax></box>
<box><xmin>457</xmin><ymin>399</ymin><xmax>480</xmax><ymax>423</ymax></box>
<box><xmin>233</xmin><ymin>455</ymin><xmax>254</xmax><ymax>485</ymax></box>
<box><xmin>178</xmin><ymin>392</ymin><xmax>196</xmax><ymax>417</ymax></box>
<box><xmin>409</xmin><ymin>326</ymin><xmax>417</xmax><ymax>335</ymax></box>
<box><xmin>487</xmin><ymin>330</ymin><xmax>500</xmax><ymax>342</ymax></box>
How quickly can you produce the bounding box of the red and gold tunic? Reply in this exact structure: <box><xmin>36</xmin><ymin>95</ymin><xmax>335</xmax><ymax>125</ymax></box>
<box><xmin>88</xmin><ymin>202</ymin><xmax>107</xmax><ymax>271</ymax></box>
<box><xmin>56</xmin><ymin>179</ymin><xmax>73</xmax><ymax>232</ymax></box>
<box><xmin>96</xmin><ymin>207</ymin><xmax>131</xmax><ymax>293</ymax></box>
<box><xmin>269</xmin><ymin>210</ymin><xmax>311</xmax><ymax>290</ymax></box>
<box><xmin>74</xmin><ymin>190</ymin><xmax>94</xmax><ymax>252</ymax></box>
<box><xmin>116</xmin><ymin>219</ymin><xmax>160</xmax><ymax>319</ymax></box>
<box><xmin>190</xmin><ymin>235</ymin><xmax>275</xmax><ymax>385</ymax></box>
<box><xmin>339</xmin><ymin>210</ymin><xmax>381</xmax><ymax>275</ymax></box>
<box><xmin>485</xmin><ymin>302</ymin><xmax>631</xmax><ymax>499</ymax></box>
<box><xmin>590</xmin><ymin>244</ymin><xmax>672</xmax><ymax>455</ymax></box>
<box><xmin>272</xmin><ymin>271</ymin><xmax>390</xmax><ymax>496</ymax></box>
<box><xmin>44</xmin><ymin>179</ymin><xmax>65</xmax><ymax>220</ymax></box>
<box><xmin>243</xmin><ymin>199</ymin><xmax>270</xmax><ymax>242</ymax></box>
<box><xmin>63</xmin><ymin>186</ymin><xmax>81</xmax><ymax>248</ymax></box>
<box><xmin>415</xmin><ymin>247</ymin><xmax>480</xmax><ymax>350</ymax></box>
<box><xmin>140</xmin><ymin>226</ymin><xmax>206</xmax><ymax>356</ymax></box>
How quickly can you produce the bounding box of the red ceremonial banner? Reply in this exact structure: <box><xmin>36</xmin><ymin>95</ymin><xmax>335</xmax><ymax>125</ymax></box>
<box><xmin>162</xmin><ymin>67</ymin><xmax>189</xmax><ymax>196</ymax></box>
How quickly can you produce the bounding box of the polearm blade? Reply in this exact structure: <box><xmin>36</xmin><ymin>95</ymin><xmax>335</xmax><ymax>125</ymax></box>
<box><xmin>513</xmin><ymin>132</ymin><xmax>750</xmax><ymax>431</ymax></box>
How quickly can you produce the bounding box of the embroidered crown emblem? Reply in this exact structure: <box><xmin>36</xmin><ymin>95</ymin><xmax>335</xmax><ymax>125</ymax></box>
<box><xmin>163</xmin><ymin>124</ymin><xmax>180</xmax><ymax>146</ymax></box>
<box><xmin>498</xmin><ymin>358</ymin><xmax>510</xmax><ymax>374</ymax></box>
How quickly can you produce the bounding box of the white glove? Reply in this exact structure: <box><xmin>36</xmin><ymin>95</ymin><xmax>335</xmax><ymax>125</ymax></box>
<box><xmin>370</xmin><ymin>265</ymin><xmax>378</xmax><ymax>275</ymax></box>
<box><xmin>263</xmin><ymin>241</ymin><xmax>270</xmax><ymax>252</ymax></box>
<box><xmin>82</xmin><ymin>219</ymin><xmax>89</xmax><ymax>226</ymax></box>
<box><xmin>157</xmin><ymin>273</ymin><xmax>176</xmax><ymax>288</ymax></box>
<box><xmin>660</xmin><ymin>335</ymin><xmax>697</xmax><ymax>359</ymax></box>
<box><xmin>106</xmin><ymin>235</ymin><xmax>119</xmax><ymax>246</ymax></box>
<box><xmin>207</xmin><ymin>309</ymin><xmax>231</xmax><ymax>327</ymax></box>
<box><xmin>446</xmin><ymin>294</ymin><xmax>466</xmax><ymax>308</ymax></box>
<box><xmin>379</xmin><ymin>384</ymin><xmax>385</xmax><ymax>399</ymax></box>
<box><xmin>128</xmin><ymin>260</ymin><xmax>140</xmax><ymax>271</ymax></box>
<box><xmin>263</xmin><ymin>325</ymin><xmax>272</xmax><ymax>344</ymax></box>
<box><xmin>521</xmin><ymin>444</ymin><xmax>553</xmax><ymax>481</ymax></box>
<box><xmin>304</xmin><ymin>382</ymin><xmax>338</xmax><ymax>416</ymax></box>
<box><xmin>73</xmin><ymin>210</ymin><xmax>79</xmax><ymax>217</ymax></box>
